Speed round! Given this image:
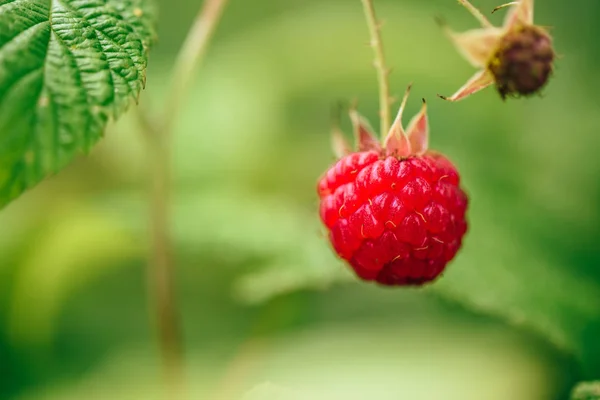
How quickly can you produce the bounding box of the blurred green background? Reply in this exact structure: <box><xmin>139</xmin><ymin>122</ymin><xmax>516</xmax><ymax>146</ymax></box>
<box><xmin>1</xmin><ymin>0</ymin><xmax>600</xmax><ymax>399</ymax></box>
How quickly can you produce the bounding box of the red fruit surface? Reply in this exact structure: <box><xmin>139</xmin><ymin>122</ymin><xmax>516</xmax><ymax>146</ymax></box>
<box><xmin>317</xmin><ymin>151</ymin><xmax>468</xmax><ymax>286</ymax></box>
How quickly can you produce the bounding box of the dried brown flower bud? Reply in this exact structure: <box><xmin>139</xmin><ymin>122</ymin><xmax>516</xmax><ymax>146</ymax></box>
<box><xmin>489</xmin><ymin>25</ymin><xmax>554</xmax><ymax>98</ymax></box>
<box><xmin>438</xmin><ymin>0</ymin><xmax>555</xmax><ymax>102</ymax></box>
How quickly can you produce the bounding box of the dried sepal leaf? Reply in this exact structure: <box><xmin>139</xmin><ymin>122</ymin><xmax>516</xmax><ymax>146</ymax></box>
<box><xmin>492</xmin><ymin>1</ymin><xmax>519</xmax><ymax>14</ymax></box>
<box><xmin>405</xmin><ymin>99</ymin><xmax>429</xmax><ymax>155</ymax></box>
<box><xmin>503</xmin><ymin>0</ymin><xmax>534</xmax><ymax>29</ymax></box>
<box><xmin>331</xmin><ymin>126</ymin><xmax>351</xmax><ymax>158</ymax></box>
<box><xmin>438</xmin><ymin>69</ymin><xmax>495</xmax><ymax>102</ymax></box>
<box><xmin>330</xmin><ymin>102</ymin><xmax>352</xmax><ymax>158</ymax></box>
<box><xmin>442</xmin><ymin>26</ymin><xmax>504</xmax><ymax>68</ymax></box>
<box><xmin>384</xmin><ymin>84</ymin><xmax>412</xmax><ymax>157</ymax></box>
<box><xmin>349</xmin><ymin>109</ymin><xmax>381</xmax><ymax>152</ymax></box>
<box><xmin>384</xmin><ymin>122</ymin><xmax>412</xmax><ymax>157</ymax></box>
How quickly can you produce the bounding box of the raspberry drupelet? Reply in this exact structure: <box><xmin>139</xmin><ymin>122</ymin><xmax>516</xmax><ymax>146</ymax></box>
<box><xmin>317</xmin><ymin>85</ymin><xmax>468</xmax><ymax>286</ymax></box>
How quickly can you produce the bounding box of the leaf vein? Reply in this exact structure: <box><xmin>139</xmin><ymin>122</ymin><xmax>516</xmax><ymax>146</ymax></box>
<box><xmin>53</xmin><ymin>0</ymin><xmax>142</xmax><ymax>109</ymax></box>
<box><xmin>55</xmin><ymin>0</ymin><xmax>144</xmax><ymax>76</ymax></box>
<box><xmin>0</xmin><ymin>19</ymin><xmax>49</xmax><ymax>52</ymax></box>
<box><xmin>0</xmin><ymin>0</ymin><xmax>25</xmax><ymax>12</ymax></box>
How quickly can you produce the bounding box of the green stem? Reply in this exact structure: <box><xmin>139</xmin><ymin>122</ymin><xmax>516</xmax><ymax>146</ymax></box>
<box><xmin>163</xmin><ymin>0</ymin><xmax>229</xmax><ymax>135</ymax></box>
<box><xmin>458</xmin><ymin>0</ymin><xmax>493</xmax><ymax>27</ymax></box>
<box><xmin>360</xmin><ymin>0</ymin><xmax>392</xmax><ymax>139</ymax></box>
<box><xmin>140</xmin><ymin>0</ymin><xmax>229</xmax><ymax>397</ymax></box>
<box><xmin>147</xmin><ymin>128</ymin><xmax>183</xmax><ymax>398</ymax></box>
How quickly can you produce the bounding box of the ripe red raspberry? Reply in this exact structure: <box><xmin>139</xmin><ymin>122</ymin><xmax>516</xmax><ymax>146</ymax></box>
<box><xmin>317</xmin><ymin>86</ymin><xmax>468</xmax><ymax>286</ymax></box>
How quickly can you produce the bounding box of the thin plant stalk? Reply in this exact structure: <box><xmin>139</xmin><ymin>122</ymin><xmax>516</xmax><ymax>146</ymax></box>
<box><xmin>141</xmin><ymin>0</ymin><xmax>229</xmax><ymax>397</ymax></box>
<box><xmin>360</xmin><ymin>0</ymin><xmax>392</xmax><ymax>139</ymax></box>
<box><xmin>458</xmin><ymin>0</ymin><xmax>493</xmax><ymax>27</ymax></box>
<box><xmin>163</xmin><ymin>0</ymin><xmax>229</xmax><ymax>135</ymax></box>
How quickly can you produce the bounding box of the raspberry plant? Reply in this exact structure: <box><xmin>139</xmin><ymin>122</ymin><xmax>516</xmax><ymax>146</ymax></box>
<box><xmin>318</xmin><ymin>87</ymin><xmax>468</xmax><ymax>285</ymax></box>
<box><xmin>1</xmin><ymin>1</ymin><xmax>599</xmax><ymax>399</ymax></box>
<box><xmin>316</xmin><ymin>0</ymin><xmax>470</xmax><ymax>286</ymax></box>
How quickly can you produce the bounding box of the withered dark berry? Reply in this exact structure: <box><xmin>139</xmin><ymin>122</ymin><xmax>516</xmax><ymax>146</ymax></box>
<box><xmin>489</xmin><ymin>25</ymin><xmax>554</xmax><ymax>98</ymax></box>
<box><xmin>438</xmin><ymin>0</ymin><xmax>556</xmax><ymax>102</ymax></box>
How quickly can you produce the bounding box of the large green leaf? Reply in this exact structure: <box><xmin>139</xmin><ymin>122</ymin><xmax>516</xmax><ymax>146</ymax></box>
<box><xmin>0</xmin><ymin>0</ymin><xmax>157</xmax><ymax>207</ymax></box>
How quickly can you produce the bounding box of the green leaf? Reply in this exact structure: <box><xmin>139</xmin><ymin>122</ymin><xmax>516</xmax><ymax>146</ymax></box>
<box><xmin>571</xmin><ymin>381</ymin><xmax>600</xmax><ymax>400</ymax></box>
<box><xmin>0</xmin><ymin>0</ymin><xmax>157</xmax><ymax>207</ymax></box>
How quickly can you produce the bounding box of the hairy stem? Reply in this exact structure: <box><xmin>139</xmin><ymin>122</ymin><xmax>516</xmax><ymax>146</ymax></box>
<box><xmin>360</xmin><ymin>0</ymin><xmax>391</xmax><ymax>139</ymax></box>
<box><xmin>141</xmin><ymin>0</ymin><xmax>229</xmax><ymax>397</ymax></box>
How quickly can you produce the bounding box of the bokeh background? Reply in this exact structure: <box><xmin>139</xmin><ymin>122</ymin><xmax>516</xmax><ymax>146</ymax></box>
<box><xmin>1</xmin><ymin>0</ymin><xmax>600</xmax><ymax>399</ymax></box>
